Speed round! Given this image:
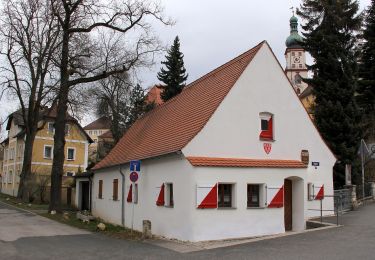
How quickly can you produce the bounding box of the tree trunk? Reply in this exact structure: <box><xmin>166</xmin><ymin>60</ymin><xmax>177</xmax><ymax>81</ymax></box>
<box><xmin>17</xmin><ymin>130</ymin><xmax>37</xmax><ymax>202</ymax></box>
<box><xmin>49</xmin><ymin>18</ymin><xmax>70</xmax><ymax>212</ymax></box>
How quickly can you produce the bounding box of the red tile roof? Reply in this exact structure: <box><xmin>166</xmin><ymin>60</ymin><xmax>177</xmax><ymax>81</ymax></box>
<box><xmin>186</xmin><ymin>157</ymin><xmax>307</xmax><ymax>168</ymax></box>
<box><xmin>146</xmin><ymin>85</ymin><xmax>164</xmax><ymax>105</ymax></box>
<box><xmin>93</xmin><ymin>41</ymin><xmax>265</xmax><ymax>170</ymax></box>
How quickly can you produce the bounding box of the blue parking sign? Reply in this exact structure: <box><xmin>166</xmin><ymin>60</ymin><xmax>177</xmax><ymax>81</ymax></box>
<box><xmin>130</xmin><ymin>160</ymin><xmax>141</xmax><ymax>172</ymax></box>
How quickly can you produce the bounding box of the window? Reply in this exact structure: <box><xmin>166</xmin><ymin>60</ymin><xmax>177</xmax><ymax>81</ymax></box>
<box><xmin>299</xmin><ymin>64</ymin><xmax>302</xmax><ymax>68</ymax></box>
<box><xmin>165</xmin><ymin>183</ymin><xmax>174</xmax><ymax>207</ymax></box>
<box><xmin>292</xmin><ymin>52</ymin><xmax>295</xmax><ymax>56</ymax></box>
<box><xmin>8</xmin><ymin>171</ymin><xmax>13</xmax><ymax>184</ymax></box>
<box><xmin>298</xmin><ymin>52</ymin><xmax>302</xmax><ymax>56</ymax></box>
<box><xmin>259</xmin><ymin>112</ymin><xmax>273</xmax><ymax>140</ymax></box>
<box><xmin>218</xmin><ymin>184</ymin><xmax>234</xmax><ymax>208</ymax></box>
<box><xmin>48</xmin><ymin>122</ymin><xmax>54</xmax><ymax>133</ymax></box>
<box><xmin>98</xmin><ymin>180</ymin><xmax>103</xmax><ymax>199</ymax></box>
<box><xmin>292</xmin><ymin>64</ymin><xmax>296</xmax><ymax>68</ymax></box>
<box><xmin>113</xmin><ymin>179</ymin><xmax>118</xmax><ymax>201</ymax></box>
<box><xmin>65</xmin><ymin>171</ymin><xmax>75</xmax><ymax>177</ymax></box>
<box><xmin>67</xmin><ymin>148</ymin><xmax>75</xmax><ymax>160</ymax></box>
<box><xmin>247</xmin><ymin>184</ymin><xmax>261</xmax><ymax>207</ymax></box>
<box><xmin>44</xmin><ymin>145</ymin><xmax>53</xmax><ymax>159</ymax></box>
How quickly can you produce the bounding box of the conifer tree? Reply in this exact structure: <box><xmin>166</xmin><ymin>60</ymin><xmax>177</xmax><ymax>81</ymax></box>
<box><xmin>298</xmin><ymin>0</ymin><xmax>362</xmax><ymax>187</ymax></box>
<box><xmin>127</xmin><ymin>84</ymin><xmax>155</xmax><ymax>128</ymax></box>
<box><xmin>157</xmin><ymin>36</ymin><xmax>188</xmax><ymax>102</ymax></box>
<box><xmin>357</xmin><ymin>0</ymin><xmax>375</xmax><ymax>138</ymax></box>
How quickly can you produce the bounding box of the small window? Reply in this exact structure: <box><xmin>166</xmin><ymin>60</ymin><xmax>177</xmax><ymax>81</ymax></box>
<box><xmin>247</xmin><ymin>184</ymin><xmax>262</xmax><ymax>207</ymax></box>
<box><xmin>299</xmin><ymin>64</ymin><xmax>302</xmax><ymax>68</ymax></box>
<box><xmin>8</xmin><ymin>171</ymin><xmax>13</xmax><ymax>184</ymax></box>
<box><xmin>113</xmin><ymin>179</ymin><xmax>118</xmax><ymax>201</ymax></box>
<box><xmin>298</xmin><ymin>52</ymin><xmax>302</xmax><ymax>56</ymax></box>
<box><xmin>134</xmin><ymin>183</ymin><xmax>138</xmax><ymax>204</ymax></box>
<box><xmin>48</xmin><ymin>122</ymin><xmax>54</xmax><ymax>133</ymax></box>
<box><xmin>259</xmin><ymin>112</ymin><xmax>273</xmax><ymax>140</ymax></box>
<box><xmin>65</xmin><ymin>171</ymin><xmax>75</xmax><ymax>177</ymax></box>
<box><xmin>165</xmin><ymin>183</ymin><xmax>174</xmax><ymax>207</ymax></box>
<box><xmin>98</xmin><ymin>180</ymin><xmax>103</xmax><ymax>199</ymax></box>
<box><xmin>218</xmin><ymin>183</ymin><xmax>234</xmax><ymax>208</ymax></box>
<box><xmin>292</xmin><ymin>64</ymin><xmax>296</xmax><ymax>68</ymax></box>
<box><xmin>292</xmin><ymin>52</ymin><xmax>295</xmax><ymax>56</ymax></box>
<box><xmin>44</xmin><ymin>145</ymin><xmax>53</xmax><ymax>159</ymax></box>
<box><xmin>67</xmin><ymin>148</ymin><xmax>75</xmax><ymax>160</ymax></box>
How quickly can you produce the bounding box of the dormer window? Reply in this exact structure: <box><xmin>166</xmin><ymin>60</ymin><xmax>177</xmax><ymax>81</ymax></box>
<box><xmin>259</xmin><ymin>112</ymin><xmax>273</xmax><ymax>141</ymax></box>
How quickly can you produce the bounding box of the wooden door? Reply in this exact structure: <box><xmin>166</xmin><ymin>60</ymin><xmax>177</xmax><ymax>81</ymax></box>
<box><xmin>284</xmin><ymin>179</ymin><xmax>293</xmax><ymax>231</ymax></box>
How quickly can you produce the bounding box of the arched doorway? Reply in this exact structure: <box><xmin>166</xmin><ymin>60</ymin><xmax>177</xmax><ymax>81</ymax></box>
<box><xmin>284</xmin><ymin>176</ymin><xmax>304</xmax><ymax>231</ymax></box>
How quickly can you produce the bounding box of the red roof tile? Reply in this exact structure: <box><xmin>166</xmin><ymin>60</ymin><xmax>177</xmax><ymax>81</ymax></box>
<box><xmin>93</xmin><ymin>41</ymin><xmax>265</xmax><ymax>170</ymax></box>
<box><xmin>146</xmin><ymin>85</ymin><xmax>164</xmax><ymax>105</ymax></box>
<box><xmin>186</xmin><ymin>157</ymin><xmax>307</xmax><ymax>168</ymax></box>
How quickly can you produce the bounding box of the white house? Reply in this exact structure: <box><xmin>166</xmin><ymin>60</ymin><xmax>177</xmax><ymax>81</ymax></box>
<box><xmin>76</xmin><ymin>41</ymin><xmax>336</xmax><ymax>242</ymax></box>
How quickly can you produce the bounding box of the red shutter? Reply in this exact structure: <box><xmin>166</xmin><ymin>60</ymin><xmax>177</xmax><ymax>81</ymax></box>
<box><xmin>197</xmin><ymin>184</ymin><xmax>218</xmax><ymax>209</ymax></box>
<box><xmin>156</xmin><ymin>184</ymin><xmax>165</xmax><ymax>206</ymax></box>
<box><xmin>315</xmin><ymin>185</ymin><xmax>324</xmax><ymax>200</ymax></box>
<box><xmin>127</xmin><ymin>184</ymin><xmax>133</xmax><ymax>203</ymax></box>
<box><xmin>260</xmin><ymin>117</ymin><xmax>273</xmax><ymax>140</ymax></box>
<box><xmin>268</xmin><ymin>185</ymin><xmax>284</xmax><ymax>208</ymax></box>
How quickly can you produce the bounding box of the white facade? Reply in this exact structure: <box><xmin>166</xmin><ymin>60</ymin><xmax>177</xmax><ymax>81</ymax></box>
<box><xmin>88</xmin><ymin>43</ymin><xmax>335</xmax><ymax>242</ymax></box>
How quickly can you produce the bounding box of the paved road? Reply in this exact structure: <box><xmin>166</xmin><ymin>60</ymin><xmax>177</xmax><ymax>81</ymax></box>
<box><xmin>1</xmin><ymin>201</ymin><xmax>375</xmax><ymax>259</ymax></box>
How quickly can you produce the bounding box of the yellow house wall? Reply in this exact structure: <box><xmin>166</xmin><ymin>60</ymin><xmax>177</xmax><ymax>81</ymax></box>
<box><xmin>1</xmin><ymin>118</ymin><xmax>89</xmax><ymax>197</ymax></box>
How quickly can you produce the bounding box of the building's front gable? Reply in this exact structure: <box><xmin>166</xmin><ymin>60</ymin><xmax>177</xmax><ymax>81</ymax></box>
<box><xmin>182</xmin><ymin>43</ymin><xmax>335</xmax><ymax>166</ymax></box>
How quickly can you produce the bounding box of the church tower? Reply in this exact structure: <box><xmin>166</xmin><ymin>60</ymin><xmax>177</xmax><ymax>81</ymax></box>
<box><xmin>285</xmin><ymin>14</ymin><xmax>308</xmax><ymax>95</ymax></box>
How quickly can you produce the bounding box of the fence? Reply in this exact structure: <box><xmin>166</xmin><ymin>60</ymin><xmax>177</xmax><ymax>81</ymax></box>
<box><xmin>334</xmin><ymin>189</ymin><xmax>352</xmax><ymax>212</ymax></box>
<box><xmin>356</xmin><ymin>183</ymin><xmax>373</xmax><ymax>201</ymax></box>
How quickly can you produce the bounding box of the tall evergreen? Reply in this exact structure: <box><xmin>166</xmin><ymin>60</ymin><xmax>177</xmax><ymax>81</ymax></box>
<box><xmin>298</xmin><ymin>0</ymin><xmax>362</xmax><ymax>187</ymax></box>
<box><xmin>357</xmin><ymin>0</ymin><xmax>375</xmax><ymax>138</ymax></box>
<box><xmin>157</xmin><ymin>36</ymin><xmax>188</xmax><ymax>102</ymax></box>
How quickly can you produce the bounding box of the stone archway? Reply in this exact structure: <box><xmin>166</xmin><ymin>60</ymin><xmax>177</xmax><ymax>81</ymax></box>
<box><xmin>284</xmin><ymin>176</ymin><xmax>305</xmax><ymax>232</ymax></box>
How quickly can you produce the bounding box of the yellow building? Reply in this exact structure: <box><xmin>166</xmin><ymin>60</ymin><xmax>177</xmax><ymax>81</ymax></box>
<box><xmin>1</xmin><ymin>106</ymin><xmax>92</xmax><ymax>197</ymax></box>
<box><xmin>83</xmin><ymin>116</ymin><xmax>111</xmax><ymax>163</ymax></box>
<box><xmin>299</xmin><ymin>86</ymin><xmax>315</xmax><ymax>118</ymax></box>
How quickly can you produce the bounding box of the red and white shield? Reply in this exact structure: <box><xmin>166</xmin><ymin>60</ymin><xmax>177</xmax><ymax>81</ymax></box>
<box><xmin>263</xmin><ymin>143</ymin><xmax>272</xmax><ymax>154</ymax></box>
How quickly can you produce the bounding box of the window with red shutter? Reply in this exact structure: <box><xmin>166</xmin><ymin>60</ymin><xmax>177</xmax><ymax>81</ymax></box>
<box><xmin>259</xmin><ymin>112</ymin><xmax>274</xmax><ymax>141</ymax></box>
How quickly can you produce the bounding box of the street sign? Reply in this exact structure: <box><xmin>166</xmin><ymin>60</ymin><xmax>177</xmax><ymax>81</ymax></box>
<box><xmin>130</xmin><ymin>171</ymin><xmax>139</xmax><ymax>183</ymax></box>
<box><xmin>130</xmin><ymin>160</ymin><xmax>141</xmax><ymax>171</ymax></box>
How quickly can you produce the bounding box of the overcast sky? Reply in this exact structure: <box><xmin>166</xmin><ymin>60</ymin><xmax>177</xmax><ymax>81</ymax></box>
<box><xmin>0</xmin><ymin>0</ymin><xmax>371</xmax><ymax>130</ymax></box>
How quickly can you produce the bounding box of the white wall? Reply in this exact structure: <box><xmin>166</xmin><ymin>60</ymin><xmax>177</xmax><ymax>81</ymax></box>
<box><xmin>182</xmin><ymin>43</ymin><xmax>335</xmax><ymax>215</ymax></box>
<box><xmin>190</xmin><ymin>167</ymin><xmax>306</xmax><ymax>241</ymax></box>
<box><xmin>92</xmin><ymin>153</ymin><xmax>196</xmax><ymax>241</ymax></box>
<box><xmin>91</xmin><ymin>43</ymin><xmax>335</xmax><ymax>242</ymax></box>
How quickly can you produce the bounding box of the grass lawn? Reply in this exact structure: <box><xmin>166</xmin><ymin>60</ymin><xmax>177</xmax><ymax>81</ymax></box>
<box><xmin>0</xmin><ymin>193</ymin><xmax>49</xmax><ymax>212</ymax></box>
<box><xmin>0</xmin><ymin>193</ymin><xmax>142</xmax><ymax>240</ymax></box>
<box><xmin>42</xmin><ymin>211</ymin><xmax>143</xmax><ymax>240</ymax></box>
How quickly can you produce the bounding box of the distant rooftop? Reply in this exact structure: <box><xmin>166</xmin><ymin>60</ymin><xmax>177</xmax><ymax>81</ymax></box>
<box><xmin>84</xmin><ymin>116</ymin><xmax>111</xmax><ymax>130</ymax></box>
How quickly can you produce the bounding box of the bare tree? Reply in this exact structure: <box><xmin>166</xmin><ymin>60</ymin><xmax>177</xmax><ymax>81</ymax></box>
<box><xmin>49</xmin><ymin>0</ymin><xmax>172</xmax><ymax>212</ymax></box>
<box><xmin>0</xmin><ymin>0</ymin><xmax>61</xmax><ymax>201</ymax></box>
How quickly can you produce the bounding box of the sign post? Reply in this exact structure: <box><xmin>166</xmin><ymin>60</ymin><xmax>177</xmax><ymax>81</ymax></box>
<box><xmin>129</xmin><ymin>160</ymin><xmax>140</xmax><ymax>235</ymax></box>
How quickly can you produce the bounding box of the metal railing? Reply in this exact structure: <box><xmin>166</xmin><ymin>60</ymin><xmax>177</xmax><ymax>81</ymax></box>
<box><xmin>308</xmin><ymin>195</ymin><xmax>341</xmax><ymax>226</ymax></box>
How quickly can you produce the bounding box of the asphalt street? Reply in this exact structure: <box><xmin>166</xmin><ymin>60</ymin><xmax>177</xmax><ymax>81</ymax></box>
<box><xmin>1</xmin><ymin>201</ymin><xmax>375</xmax><ymax>260</ymax></box>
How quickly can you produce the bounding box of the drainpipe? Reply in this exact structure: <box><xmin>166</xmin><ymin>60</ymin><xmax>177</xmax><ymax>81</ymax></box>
<box><xmin>119</xmin><ymin>167</ymin><xmax>126</xmax><ymax>226</ymax></box>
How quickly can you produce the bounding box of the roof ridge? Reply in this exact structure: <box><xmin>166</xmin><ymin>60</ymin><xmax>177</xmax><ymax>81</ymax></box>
<box><xmin>93</xmin><ymin>41</ymin><xmax>266</xmax><ymax>170</ymax></box>
<box><xmin>133</xmin><ymin>41</ymin><xmax>265</xmax><ymax>125</ymax></box>
<box><xmin>184</xmin><ymin>40</ymin><xmax>265</xmax><ymax>90</ymax></box>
